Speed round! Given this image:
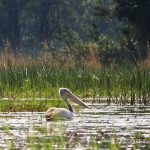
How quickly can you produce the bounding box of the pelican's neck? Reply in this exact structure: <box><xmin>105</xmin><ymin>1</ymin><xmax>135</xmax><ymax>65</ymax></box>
<box><xmin>59</xmin><ymin>88</ymin><xmax>73</xmax><ymax>112</ymax></box>
<box><xmin>67</xmin><ymin>103</ymin><xmax>73</xmax><ymax>112</ymax></box>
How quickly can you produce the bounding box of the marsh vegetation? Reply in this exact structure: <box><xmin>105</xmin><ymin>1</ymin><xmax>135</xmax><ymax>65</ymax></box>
<box><xmin>0</xmin><ymin>0</ymin><xmax>150</xmax><ymax>149</ymax></box>
<box><xmin>0</xmin><ymin>58</ymin><xmax>149</xmax><ymax>149</ymax></box>
<box><xmin>0</xmin><ymin>105</ymin><xmax>150</xmax><ymax>149</ymax></box>
<box><xmin>0</xmin><ymin>62</ymin><xmax>150</xmax><ymax>108</ymax></box>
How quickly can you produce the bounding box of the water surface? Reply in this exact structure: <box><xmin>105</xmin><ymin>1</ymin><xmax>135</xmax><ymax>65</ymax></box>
<box><xmin>0</xmin><ymin>104</ymin><xmax>150</xmax><ymax>149</ymax></box>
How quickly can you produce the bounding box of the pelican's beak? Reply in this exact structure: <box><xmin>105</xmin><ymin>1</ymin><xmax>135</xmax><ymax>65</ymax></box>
<box><xmin>67</xmin><ymin>92</ymin><xmax>90</xmax><ymax>109</ymax></box>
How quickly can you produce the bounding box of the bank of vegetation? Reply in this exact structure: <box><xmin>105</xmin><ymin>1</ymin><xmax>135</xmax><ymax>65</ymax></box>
<box><xmin>0</xmin><ymin>0</ymin><xmax>150</xmax><ymax>108</ymax></box>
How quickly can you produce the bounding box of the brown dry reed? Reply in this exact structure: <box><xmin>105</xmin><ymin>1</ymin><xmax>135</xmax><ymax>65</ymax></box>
<box><xmin>0</xmin><ymin>41</ymin><xmax>101</xmax><ymax>70</ymax></box>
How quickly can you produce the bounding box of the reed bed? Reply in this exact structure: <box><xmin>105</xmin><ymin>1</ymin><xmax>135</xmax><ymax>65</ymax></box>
<box><xmin>0</xmin><ymin>45</ymin><xmax>149</xmax><ymax>107</ymax></box>
<box><xmin>0</xmin><ymin>63</ymin><xmax>150</xmax><ymax>106</ymax></box>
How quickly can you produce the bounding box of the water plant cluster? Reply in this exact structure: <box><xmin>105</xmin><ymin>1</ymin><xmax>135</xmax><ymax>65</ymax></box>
<box><xmin>0</xmin><ymin>64</ymin><xmax>150</xmax><ymax>111</ymax></box>
<box><xmin>1</xmin><ymin>124</ymin><xmax>149</xmax><ymax>150</ymax></box>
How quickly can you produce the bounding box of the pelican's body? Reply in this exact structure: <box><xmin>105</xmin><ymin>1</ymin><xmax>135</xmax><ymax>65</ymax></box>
<box><xmin>45</xmin><ymin>88</ymin><xmax>89</xmax><ymax>121</ymax></box>
<box><xmin>46</xmin><ymin>107</ymin><xmax>73</xmax><ymax>120</ymax></box>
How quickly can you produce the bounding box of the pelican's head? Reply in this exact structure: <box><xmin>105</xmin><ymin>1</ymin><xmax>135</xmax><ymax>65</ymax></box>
<box><xmin>59</xmin><ymin>88</ymin><xmax>90</xmax><ymax>111</ymax></box>
<box><xmin>59</xmin><ymin>88</ymin><xmax>70</xmax><ymax>99</ymax></box>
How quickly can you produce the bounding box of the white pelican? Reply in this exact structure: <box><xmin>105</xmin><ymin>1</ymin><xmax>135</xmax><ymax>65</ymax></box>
<box><xmin>45</xmin><ymin>88</ymin><xmax>90</xmax><ymax>121</ymax></box>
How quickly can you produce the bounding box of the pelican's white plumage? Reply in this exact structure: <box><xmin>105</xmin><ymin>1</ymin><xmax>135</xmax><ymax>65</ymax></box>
<box><xmin>46</xmin><ymin>107</ymin><xmax>73</xmax><ymax>120</ymax></box>
<box><xmin>45</xmin><ymin>88</ymin><xmax>89</xmax><ymax>121</ymax></box>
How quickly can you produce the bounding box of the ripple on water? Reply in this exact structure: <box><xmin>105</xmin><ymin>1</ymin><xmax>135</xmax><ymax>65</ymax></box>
<box><xmin>0</xmin><ymin>105</ymin><xmax>149</xmax><ymax>149</ymax></box>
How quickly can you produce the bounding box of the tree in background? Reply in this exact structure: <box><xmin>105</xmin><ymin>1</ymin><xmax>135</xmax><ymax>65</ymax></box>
<box><xmin>114</xmin><ymin>0</ymin><xmax>150</xmax><ymax>59</ymax></box>
<box><xmin>0</xmin><ymin>0</ymin><xmax>29</xmax><ymax>53</ymax></box>
<box><xmin>1</xmin><ymin>0</ymin><xmax>147</xmax><ymax>65</ymax></box>
<box><xmin>0</xmin><ymin>0</ymin><xmax>86</xmax><ymax>53</ymax></box>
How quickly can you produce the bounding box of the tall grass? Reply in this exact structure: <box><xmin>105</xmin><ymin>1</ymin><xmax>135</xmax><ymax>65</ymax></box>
<box><xmin>0</xmin><ymin>43</ymin><xmax>150</xmax><ymax>105</ymax></box>
<box><xmin>0</xmin><ymin>62</ymin><xmax>150</xmax><ymax>105</ymax></box>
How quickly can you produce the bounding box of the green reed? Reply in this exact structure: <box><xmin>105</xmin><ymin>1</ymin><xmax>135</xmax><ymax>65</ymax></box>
<box><xmin>0</xmin><ymin>64</ymin><xmax>150</xmax><ymax>106</ymax></box>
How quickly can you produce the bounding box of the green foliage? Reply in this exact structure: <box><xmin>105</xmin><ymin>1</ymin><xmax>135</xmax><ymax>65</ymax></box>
<box><xmin>0</xmin><ymin>99</ymin><xmax>66</xmax><ymax>112</ymax></box>
<box><xmin>114</xmin><ymin>0</ymin><xmax>150</xmax><ymax>59</ymax></box>
<box><xmin>0</xmin><ymin>0</ymin><xmax>122</xmax><ymax>53</ymax></box>
<box><xmin>0</xmin><ymin>64</ymin><xmax>150</xmax><ymax>110</ymax></box>
<box><xmin>0</xmin><ymin>0</ymin><xmax>149</xmax><ymax>64</ymax></box>
<box><xmin>97</xmin><ymin>34</ymin><xmax>122</xmax><ymax>64</ymax></box>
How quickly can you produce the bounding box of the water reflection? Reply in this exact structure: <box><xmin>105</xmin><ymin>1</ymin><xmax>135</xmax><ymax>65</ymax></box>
<box><xmin>0</xmin><ymin>104</ymin><xmax>150</xmax><ymax>149</ymax></box>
